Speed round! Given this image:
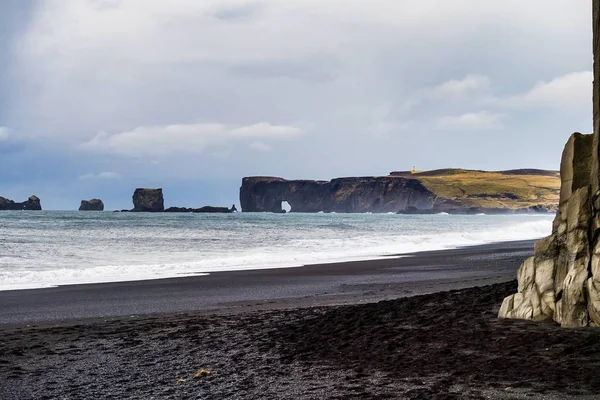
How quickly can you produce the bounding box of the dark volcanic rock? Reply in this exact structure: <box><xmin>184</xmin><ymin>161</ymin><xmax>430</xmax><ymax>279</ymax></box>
<box><xmin>132</xmin><ymin>189</ymin><xmax>164</xmax><ymax>212</ymax></box>
<box><xmin>165</xmin><ymin>205</ymin><xmax>234</xmax><ymax>213</ymax></box>
<box><xmin>240</xmin><ymin>176</ymin><xmax>444</xmax><ymax>213</ymax></box>
<box><xmin>79</xmin><ymin>199</ymin><xmax>104</xmax><ymax>211</ymax></box>
<box><xmin>241</xmin><ymin>174</ymin><xmax>559</xmax><ymax>214</ymax></box>
<box><xmin>0</xmin><ymin>195</ymin><xmax>42</xmax><ymax>211</ymax></box>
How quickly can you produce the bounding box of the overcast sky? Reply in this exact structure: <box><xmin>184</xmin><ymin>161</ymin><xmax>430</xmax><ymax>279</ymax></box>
<box><xmin>0</xmin><ymin>0</ymin><xmax>594</xmax><ymax>209</ymax></box>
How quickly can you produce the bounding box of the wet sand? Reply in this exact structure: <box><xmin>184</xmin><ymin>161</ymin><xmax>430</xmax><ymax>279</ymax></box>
<box><xmin>0</xmin><ymin>240</ymin><xmax>534</xmax><ymax>327</ymax></box>
<box><xmin>2</xmin><ymin>240</ymin><xmax>600</xmax><ymax>399</ymax></box>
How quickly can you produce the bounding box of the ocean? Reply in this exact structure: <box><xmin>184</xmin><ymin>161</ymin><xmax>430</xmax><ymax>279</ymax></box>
<box><xmin>0</xmin><ymin>211</ymin><xmax>553</xmax><ymax>291</ymax></box>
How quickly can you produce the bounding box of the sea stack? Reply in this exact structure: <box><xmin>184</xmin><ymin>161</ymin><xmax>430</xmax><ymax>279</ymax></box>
<box><xmin>79</xmin><ymin>199</ymin><xmax>104</xmax><ymax>211</ymax></box>
<box><xmin>132</xmin><ymin>188</ymin><xmax>164</xmax><ymax>212</ymax></box>
<box><xmin>0</xmin><ymin>195</ymin><xmax>42</xmax><ymax>211</ymax></box>
<box><xmin>498</xmin><ymin>2</ymin><xmax>600</xmax><ymax>327</ymax></box>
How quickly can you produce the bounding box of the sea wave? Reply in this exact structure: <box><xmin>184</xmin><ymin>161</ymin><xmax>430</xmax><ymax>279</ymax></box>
<box><xmin>0</xmin><ymin>215</ymin><xmax>551</xmax><ymax>291</ymax></box>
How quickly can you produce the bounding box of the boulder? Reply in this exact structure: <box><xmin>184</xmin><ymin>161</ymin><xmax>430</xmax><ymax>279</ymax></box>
<box><xmin>79</xmin><ymin>199</ymin><xmax>104</xmax><ymax>211</ymax></box>
<box><xmin>0</xmin><ymin>195</ymin><xmax>42</xmax><ymax>211</ymax></box>
<box><xmin>132</xmin><ymin>188</ymin><xmax>164</xmax><ymax>212</ymax></box>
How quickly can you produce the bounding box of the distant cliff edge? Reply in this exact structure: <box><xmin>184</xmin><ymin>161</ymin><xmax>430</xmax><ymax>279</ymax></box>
<box><xmin>239</xmin><ymin>169</ymin><xmax>560</xmax><ymax>214</ymax></box>
<box><xmin>0</xmin><ymin>195</ymin><xmax>42</xmax><ymax>211</ymax></box>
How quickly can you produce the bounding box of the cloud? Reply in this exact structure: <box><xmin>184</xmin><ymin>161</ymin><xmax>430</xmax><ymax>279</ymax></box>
<box><xmin>228</xmin><ymin>56</ymin><xmax>339</xmax><ymax>82</ymax></box>
<box><xmin>81</xmin><ymin>122</ymin><xmax>304</xmax><ymax>157</ymax></box>
<box><xmin>0</xmin><ymin>0</ymin><xmax>594</xmax><ymax>198</ymax></box>
<box><xmin>500</xmin><ymin>71</ymin><xmax>592</xmax><ymax>110</ymax></box>
<box><xmin>436</xmin><ymin>111</ymin><xmax>504</xmax><ymax>130</ymax></box>
<box><xmin>10</xmin><ymin>1</ymin><xmax>589</xmax><ymax>143</ymax></box>
<box><xmin>78</xmin><ymin>172</ymin><xmax>122</xmax><ymax>180</ymax></box>
<box><xmin>211</xmin><ymin>3</ymin><xmax>264</xmax><ymax>21</ymax></box>
<box><xmin>231</xmin><ymin>123</ymin><xmax>303</xmax><ymax>138</ymax></box>
<box><xmin>367</xmin><ymin>121</ymin><xmax>414</xmax><ymax>138</ymax></box>
<box><xmin>428</xmin><ymin>75</ymin><xmax>491</xmax><ymax>99</ymax></box>
<box><xmin>401</xmin><ymin>75</ymin><xmax>491</xmax><ymax>111</ymax></box>
<box><xmin>249</xmin><ymin>141</ymin><xmax>273</xmax><ymax>152</ymax></box>
<box><xmin>0</xmin><ymin>127</ymin><xmax>9</xmax><ymax>141</ymax></box>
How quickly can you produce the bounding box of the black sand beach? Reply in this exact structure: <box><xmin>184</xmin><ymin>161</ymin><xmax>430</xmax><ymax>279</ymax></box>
<box><xmin>2</xmin><ymin>240</ymin><xmax>600</xmax><ymax>399</ymax></box>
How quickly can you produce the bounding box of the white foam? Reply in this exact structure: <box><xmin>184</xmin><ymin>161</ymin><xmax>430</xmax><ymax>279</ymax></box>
<box><xmin>0</xmin><ymin>267</ymin><xmax>209</xmax><ymax>291</ymax></box>
<box><xmin>0</xmin><ymin>217</ymin><xmax>552</xmax><ymax>291</ymax></box>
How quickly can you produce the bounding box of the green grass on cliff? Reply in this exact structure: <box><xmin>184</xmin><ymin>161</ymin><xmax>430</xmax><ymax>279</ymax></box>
<box><xmin>406</xmin><ymin>169</ymin><xmax>560</xmax><ymax>209</ymax></box>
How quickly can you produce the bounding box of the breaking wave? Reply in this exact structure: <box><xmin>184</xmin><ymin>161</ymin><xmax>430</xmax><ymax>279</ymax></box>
<box><xmin>0</xmin><ymin>212</ymin><xmax>552</xmax><ymax>290</ymax></box>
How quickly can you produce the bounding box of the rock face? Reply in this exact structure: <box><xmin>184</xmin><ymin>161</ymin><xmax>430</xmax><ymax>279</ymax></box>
<box><xmin>0</xmin><ymin>195</ymin><xmax>42</xmax><ymax>211</ymax></box>
<box><xmin>240</xmin><ymin>177</ymin><xmax>438</xmax><ymax>213</ymax></box>
<box><xmin>499</xmin><ymin>3</ymin><xmax>600</xmax><ymax>327</ymax></box>
<box><xmin>79</xmin><ymin>199</ymin><xmax>104</xmax><ymax>211</ymax></box>
<box><xmin>499</xmin><ymin>133</ymin><xmax>594</xmax><ymax>325</ymax></box>
<box><xmin>132</xmin><ymin>189</ymin><xmax>164</xmax><ymax>212</ymax></box>
<box><xmin>240</xmin><ymin>173</ymin><xmax>559</xmax><ymax>214</ymax></box>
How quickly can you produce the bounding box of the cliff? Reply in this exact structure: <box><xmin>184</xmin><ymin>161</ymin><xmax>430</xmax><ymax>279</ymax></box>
<box><xmin>498</xmin><ymin>2</ymin><xmax>600</xmax><ymax>327</ymax></box>
<box><xmin>240</xmin><ymin>176</ymin><xmax>437</xmax><ymax>213</ymax></box>
<box><xmin>79</xmin><ymin>199</ymin><xmax>104</xmax><ymax>211</ymax></box>
<box><xmin>240</xmin><ymin>170</ymin><xmax>560</xmax><ymax>214</ymax></box>
<box><xmin>132</xmin><ymin>189</ymin><xmax>164</xmax><ymax>212</ymax></box>
<box><xmin>0</xmin><ymin>195</ymin><xmax>42</xmax><ymax>211</ymax></box>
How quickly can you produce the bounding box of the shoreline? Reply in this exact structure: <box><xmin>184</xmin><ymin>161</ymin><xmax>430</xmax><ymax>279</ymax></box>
<box><xmin>0</xmin><ymin>239</ymin><xmax>536</xmax><ymax>328</ymax></box>
<box><xmin>4</xmin><ymin>239</ymin><xmax>600</xmax><ymax>399</ymax></box>
<box><xmin>0</xmin><ymin>211</ymin><xmax>553</xmax><ymax>293</ymax></box>
<box><xmin>0</xmin><ymin>237</ymin><xmax>540</xmax><ymax>293</ymax></box>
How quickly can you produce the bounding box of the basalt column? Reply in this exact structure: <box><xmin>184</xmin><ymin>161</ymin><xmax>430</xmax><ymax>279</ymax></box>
<box><xmin>499</xmin><ymin>1</ymin><xmax>600</xmax><ymax>327</ymax></box>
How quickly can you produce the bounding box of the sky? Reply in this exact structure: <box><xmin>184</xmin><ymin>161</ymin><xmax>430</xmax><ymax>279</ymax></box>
<box><xmin>0</xmin><ymin>0</ymin><xmax>594</xmax><ymax>210</ymax></box>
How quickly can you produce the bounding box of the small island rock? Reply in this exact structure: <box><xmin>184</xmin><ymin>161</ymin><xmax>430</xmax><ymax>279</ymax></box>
<box><xmin>0</xmin><ymin>195</ymin><xmax>42</xmax><ymax>211</ymax></box>
<box><xmin>79</xmin><ymin>199</ymin><xmax>104</xmax><ymax>211</ymax></box>
<box><xmin>132</xmin><ymin>188</ymin><xmax>164</xmax><ymax>212</ymax></box>
<box><xmin>165</xmin><ymin>205</ymin><xmax>234</xmax><ymax>213</ymax></box>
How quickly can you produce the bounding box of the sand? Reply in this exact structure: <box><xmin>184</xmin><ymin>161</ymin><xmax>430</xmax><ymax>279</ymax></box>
<box><xmin>2</xmin><ymin>240</ymin><xmax>599</xmax><ymax>399</ymax></box>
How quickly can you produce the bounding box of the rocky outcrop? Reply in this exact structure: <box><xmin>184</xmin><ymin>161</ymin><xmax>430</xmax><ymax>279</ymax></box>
<box><xmin>499</xmin><ymin>2</ymin><xmax>600</xmax><ymax>328</ymax></box>
<box><xmin>132</xmin><ymin>189</ymin><xmax>164</xmax><ymax>212</ymax></box>
<box><xmin>240</xmin><ymin>176</ymin><xmax>439</xmax><ymax>213</ymax></box>
<box><xmin>79</xmin><ymin>199</ymin><xmax>104</xmax><ymax>211</ymax></box>
<box><xmin>129</xmin><ymin>188</ymin><xmax>235</xmax><ymax>213</ymax></box>
<box><xmin>499</xmin><ymin>133</ymin><xmax>594</xmax><ymax>325</ymax></box>
<box><xmin>165</xmin><ymin>205</ymin><xmax>236</xmax><ymax>213</ymax></box>
<box><xmin>0</xmin><ymin>195</ymin><xmax>42</xmax><ymax>211</ymax></box>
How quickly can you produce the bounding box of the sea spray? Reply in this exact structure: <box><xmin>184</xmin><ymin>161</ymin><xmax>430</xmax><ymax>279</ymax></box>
<box><xmin>0</xmin><ymin>211</ymin><xmax>552</xmax><ymax>290</ymax></box>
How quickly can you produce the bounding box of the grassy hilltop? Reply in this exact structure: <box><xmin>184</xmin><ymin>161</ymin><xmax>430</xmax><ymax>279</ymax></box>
<box><xmin>390</xmin><ymin>168</ymin><xmax>560</xmax><ymax>211</ymax></box>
